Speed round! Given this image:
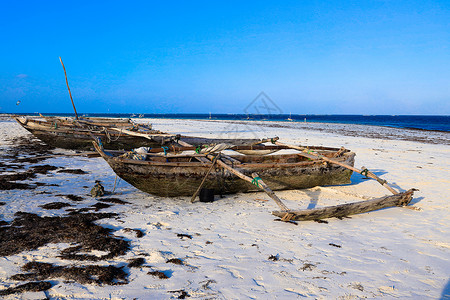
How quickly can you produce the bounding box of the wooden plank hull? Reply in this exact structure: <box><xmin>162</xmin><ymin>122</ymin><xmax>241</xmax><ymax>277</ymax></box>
<box><xmin>272</xmin><ymin>189</ymin><xmax>415</xmax><ymax>221</ymax></box>
<box><xmin>95</xmin><ymin>144</ymin><xmax>356</xmax><ymax>197</ymax></box>
<box><xmin>15</xmin><ymin>116</ymin><xmax>261</xmax><ymax>151</ymax></box>
<box><xmin>23</xmin><ymin>127</ymin><xmax>159</xmax><ymax>150</ymax></box>
<box><xmin>14</xmin><ymin>116</ymin><xmax>164</xmax><ymax>150</ymax></box>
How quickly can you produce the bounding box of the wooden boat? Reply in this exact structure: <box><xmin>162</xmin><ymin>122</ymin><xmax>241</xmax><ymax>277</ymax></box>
<box><xmin>93</xmin><ymin>141</ymin><xmax>356</xmax><ymax>197</ymax></box>
<box><xmin>14</xmin><ymin>116</ymin><xmax>173</xmax><ymax>150</ymax></box>
<box><xmin>93</xmin><ymin>139</ymin><xmax>415</xmax><ymax>221</ymax></box>
<box><xmin>14</xmin><ymin>116</ymin><xmax>261</xmax><ymax>151</ymax></box>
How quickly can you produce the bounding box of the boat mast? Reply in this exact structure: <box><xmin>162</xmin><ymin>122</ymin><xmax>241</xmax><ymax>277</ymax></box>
<box><xmin>59</xmin><ymin>57</ymin><xmax>78</xmax><ymax>120</ymax></box>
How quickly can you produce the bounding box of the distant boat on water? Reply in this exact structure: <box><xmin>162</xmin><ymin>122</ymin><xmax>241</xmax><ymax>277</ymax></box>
<box><xmin>286</xmin><ymin>113</ymin><xmax>293</xmax><ymax>121</ymax></box>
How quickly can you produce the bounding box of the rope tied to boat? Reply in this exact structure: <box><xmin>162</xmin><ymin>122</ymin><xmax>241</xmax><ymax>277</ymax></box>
<box><xmin>360</xmin><ymin>168</ymin><xmax>369</xmax><ymax>178</ymax></box>
<box><xmin>195</xmin><ymin>145</ymin><xmax>204</xmax><ymax>154</ymax></box>
<box><xmin>96</xmin><ymin>137</ymin><xmax>103</xmax><ymax>149</ymax></box>
<box><xmin>252</xmin><ymin>177</ymin><xmax>262</xmax><ymax>187</ymax></box>
<box><xmin>376</xmin><ymin>178</ymin><xmax>387</xmax><ymax>185</ymax></box>
<box><xmin>162</xmin><ymin>146</ymin><xmax>169</xmax><ymax>156</ymax></box>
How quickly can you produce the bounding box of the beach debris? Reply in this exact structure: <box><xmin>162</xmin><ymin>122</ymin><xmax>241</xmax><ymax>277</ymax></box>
<box><xmin>57</xmin><ymin>168</ymin><xmax>88</xmax><ymax>174</ymax></box>
<box><xmin>40</xmin><ymin>202</ymin><xmax>72</xmax><ymax>210</ymax></box>
<box><xmin>169</xmin><ymin>289</ymin><xmax>190</xmax><ymax>299</ymax></box>
<box><xmin>0</xmin><ymin>212</ymin><xmax>129</xmax><ymax>260</ymax></box>
<box><xmin>148</xmin><ymin>270</ymin><xmax>170</xmax><ymax>279</ymax></box>
<box><xmin>124</xmin><ymin>228</ymin><xmax>144</xmax><ymax>238</ymax></box>
<box><xmin>301</xmin><ymin>263</ymin><xmax>317</xmax><ymax>271</ymax></box>
<box><xmin>329</xmin><ymin>243</ymin><xmax>342</xmax><ymax>248</ymax></box>
<box><xmin>91</xmin><ymin>202</ymin><xmax>112</xmax><ymax>211</ymax></box>
<box><xmin>127</xmin><ymin>257</ymin><xmax>146</xmax><ymax>268</ymax></box>
<box><xmin>268</xmin><ymin>254</ymin><xmax>279</xmax><ymax>261</ymax></box>
<box><xmin>57</xmin><ymin>194</ymin><xmax>84</xmax><ymax>201</ymax></box>
<box><xmin>0</xmin><ymin>281</ymin><xmax>52</xmax><ymax>296</ymax></box>
<box><xmin>177</xmin><ymin>233</ymin><xmax>193</xmax><ymax>239</ymax></box>
<box><xmin>98</xmin><ymin>197</ymin><xmax>129</xmax><ymax>204</ymax></box>
<box><xmin>11</xmin><ymin>261</ymin><xmax>127</xmax><ymax>285</ymax></box>
<box><xmin>90</xmin><ymin>181</ymin><xmax>105</xmax><ymax>197</ymax></box>
<box><xmin>166</xmin><ymin>258</ymin><xmax>184</xmax><ymax>265</ymax></box>
<box><xmin>32</xmin><ymin>164</ymin><xmax>58</xmax><ymax>174</ymax></box>
<box><xmin>0</xmin><ymin>180</ymin><xmax>35</xmax><ymax>190</ymax></box>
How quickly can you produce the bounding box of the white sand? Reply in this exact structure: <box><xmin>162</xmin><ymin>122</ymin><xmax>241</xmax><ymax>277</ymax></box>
<box><xmin>0</xmin><ymin>118</ymin><xmax>449</xmax><ymax>299</ymax></box>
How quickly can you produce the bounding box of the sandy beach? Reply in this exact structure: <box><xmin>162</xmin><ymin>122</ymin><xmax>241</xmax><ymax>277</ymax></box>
<box><xmin>0</xmin><ymin>117</ymin><xmax>449</xmax><ymax>299</ymax></box>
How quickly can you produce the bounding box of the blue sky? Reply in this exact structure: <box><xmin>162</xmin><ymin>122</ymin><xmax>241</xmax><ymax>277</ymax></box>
<box><xmin>1</xmin><ymin>0</ymin><xmax>449</xmax><ymax>115</ymax></box>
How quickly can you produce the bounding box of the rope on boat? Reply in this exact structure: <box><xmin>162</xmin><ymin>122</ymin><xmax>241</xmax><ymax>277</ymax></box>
<box><xmin>252</xmin><ymin>177</ymin><xmax>262</xmax><ymax>187</ymax></box>
<box><xmin>162</xmin><ymin>146</ymin><xmax>169</xmax><ymax>156</ymax></box>
<box><xmin>360</xmin><ymin>168</ymin><xmax>369</xmax><ymax>178</ymax></box>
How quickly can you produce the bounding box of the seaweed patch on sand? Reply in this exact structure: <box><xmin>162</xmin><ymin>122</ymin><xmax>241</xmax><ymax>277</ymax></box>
<box><xmin>0</xmin><ymin>281</ymin><xmax>52</xmax><ymax>296</ymax></box>
<box><xmin>0</xmin><ymin>212</ymin><xmax>129</xmax><ymax>261</ymax></box>
<box><xmin>4</xmin><ymin>136</ymin><xmax>54</xmax><ymax>163</ymax></box>
<box><xmin>39</xmin><ymin>202</ymin><xmax>72</xmax><ymax>210</ymax></box>
<box><xmin>57</xmin><ymin>168</ymin><xmax>88</xmax><ymax>174</ymax></box>
<box><xmin>10</xmin><ymin>262</ymin><xmax>128</xmax><ymax>285</ymax></box>
<box><xmin>99</xmin><ymin>197</ymin><xmax>130</xmax><ymax>205</ymax></box>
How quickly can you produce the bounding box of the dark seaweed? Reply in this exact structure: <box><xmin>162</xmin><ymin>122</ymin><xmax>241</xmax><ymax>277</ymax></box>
<box><xmin>99</xmin><ymin>198</ymin><xmax>129</xmax><ymax>205</ymax></box>
<box><xmin>11</xmin><ymin>262</ymin><xmax>127</xmax><ymax>285</ymax></box>
<box><xmin>0</xmin><ymin>281</ymin><xmax>52</xmax><ymax>295</ymax></box>
<box><xmin>166</xmin><ymin>258</ymin><xmax>184</xmax><ymax>265</ymax></box>
<box><xmin>57</xmin><ymin>169</ymin><xmax>88</xmax><ymax>174</ymax></box>
<box><xmin>0</xmin><ymin>212</ymin><xmax>129</xmax><ymax>260</ymax></box>
<box><xmin>127</xmin><ymin>257</ymin><xmax>145</xmax><ymax>268</ymax></box>
<box><xmin>40</xmin><ymin>202</ymin><xmax>72</xmax><ymax>210</ymax></box>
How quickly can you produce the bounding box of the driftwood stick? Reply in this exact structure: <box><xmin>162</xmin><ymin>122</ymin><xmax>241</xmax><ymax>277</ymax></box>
<box><xmin>274</xmin><ymin>141</ymin><xmax>399</xmax><ymax>195</ymax></box>
<box><xmin>191</xmin><ymin>154</ymin><xmax>220</xmax><ymax>203</ymax></box>
<box><xmin>59</xmin><ymin>57</ymin><xmax>78</xmax><ymax>120</ymax></box>
<box><xmin>272</xmin><ymin>189</ymin><xmax>415</xmax><ymax>221</ymax></box>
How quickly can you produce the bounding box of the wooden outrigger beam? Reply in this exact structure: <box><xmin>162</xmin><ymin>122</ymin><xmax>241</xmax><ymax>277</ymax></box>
<box><xmin>274</xmin><ymin>141</ymin><xmax>399</xmax><ymax>195</ymax></box>
<box><xmin>273</xmin><ymin>189</ymin><xmax>415</xmax><ymax>221</ymax></box>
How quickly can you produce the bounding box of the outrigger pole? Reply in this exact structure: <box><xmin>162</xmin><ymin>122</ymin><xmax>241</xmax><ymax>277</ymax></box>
<box><xmin>59</xmin><ymin>57</ymin><xmax>78</xmax><ymax>120</ymax></box>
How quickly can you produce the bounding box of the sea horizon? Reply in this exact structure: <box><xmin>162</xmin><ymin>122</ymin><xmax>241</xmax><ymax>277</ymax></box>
<box><xmin>6</xmin><ymin>112</ymin><xmax>450</xmax><ymax>132</ymax></box>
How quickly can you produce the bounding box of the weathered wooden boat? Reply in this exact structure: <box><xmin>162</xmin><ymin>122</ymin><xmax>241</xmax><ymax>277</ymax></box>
<box><xmin>93</xmin><ymin>141</ymin><xmax>356</xmax><ymax>197</ymax></box>
<box><xmin>14</xmin><ymin>116</ymin><xmax>172</xmax><ymax>150</ymax></box>
<box><xmin>14</xmin><ymin>116</ymin><xmax>261</xmax><ymax>151</ymax></box>
<box><xmin>93</xmin><ymin>138</ymin><xmax>415</xmax><ymax>221</ymax></box>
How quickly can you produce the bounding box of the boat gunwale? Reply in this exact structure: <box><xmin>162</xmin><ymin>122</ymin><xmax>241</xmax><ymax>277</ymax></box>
<box><xmin>100</xmin><ymin>148</ymin><xmax>355</xmax><ymax>169</ymax></box>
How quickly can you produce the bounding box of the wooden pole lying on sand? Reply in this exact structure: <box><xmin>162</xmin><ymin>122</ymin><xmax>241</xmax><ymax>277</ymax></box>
<box><xmin>274</xmin><ymin>141</ymin><xmax>399</xmax><ymax>195</ymax></box>
<box><xmin>273</xmin><ymin>189</ymin><xmax>415</xmax><ymax>221</ymax></box>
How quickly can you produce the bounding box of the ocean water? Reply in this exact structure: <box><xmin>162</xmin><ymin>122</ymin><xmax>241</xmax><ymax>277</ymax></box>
<box><xmin>15</xmin><ymin>113</ymin><xmax>450</xmax><ymax>132</ymax></box>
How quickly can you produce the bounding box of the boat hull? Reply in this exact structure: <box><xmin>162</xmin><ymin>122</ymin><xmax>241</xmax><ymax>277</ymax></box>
<box><xmin>98</xmin><ymin>147</ymin><xmax>355</xmax><ymax>197</ymax></box>
<box><xmin>15</xmin><ymin>116</ymin><xmax>261</xmax><ymax>151</ymax></box>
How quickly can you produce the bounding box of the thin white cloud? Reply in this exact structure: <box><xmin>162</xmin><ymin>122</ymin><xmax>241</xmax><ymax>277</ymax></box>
<box><xmin>16</xmin><ymin>74</ymin><xmax>28</xmax><ymax>79</ymax></box>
